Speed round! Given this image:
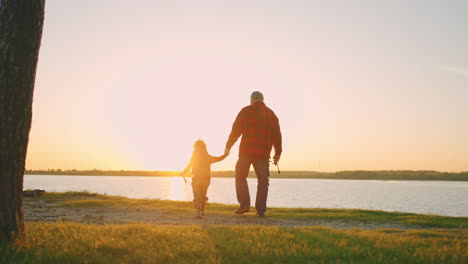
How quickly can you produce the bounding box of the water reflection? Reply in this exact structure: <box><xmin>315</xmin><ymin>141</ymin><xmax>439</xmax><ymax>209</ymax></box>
<box><xmin>169</xmin><ymin>177</ymin><xmax>193</xmax><ymax>201</ymax></box>
<box><xmin>170</xmin><ymin>177</ymin><xmax>184</xmax><ymax>200</ymax></box>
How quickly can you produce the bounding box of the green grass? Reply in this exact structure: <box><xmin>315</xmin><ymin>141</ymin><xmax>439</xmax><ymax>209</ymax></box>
<box><xmin>1</xmin><ymin>223</ymin><xmax>466</xmax><ymax>263</ymax></box>
<box><xmin>39</xmin><ymin>192</ymin><xmax>468</xmax><ymax>229</ymax></box>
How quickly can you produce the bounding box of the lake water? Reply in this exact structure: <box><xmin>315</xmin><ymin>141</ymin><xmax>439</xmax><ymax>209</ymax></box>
<box><xmin>24</xmin><ymin>175</ymin><xmax>468</xmax><ymax>217</ymax></box>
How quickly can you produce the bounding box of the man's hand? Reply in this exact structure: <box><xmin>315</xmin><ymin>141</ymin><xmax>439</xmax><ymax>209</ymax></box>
<box><xmin>224</xmin><ymin>148</ymin><xmax>230</xmax><ymax>156</ymax></box>
<box><xmin>273</xmin><ymin>155</ymin><xmax>281</xmax><ymax>165</ymax></box>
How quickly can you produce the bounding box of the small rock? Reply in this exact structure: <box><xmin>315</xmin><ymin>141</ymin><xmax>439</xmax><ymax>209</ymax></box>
<box><xmin>23</xmin><ymin>189</ymin><xmax>46</xmax><ymax>197</ymax></box>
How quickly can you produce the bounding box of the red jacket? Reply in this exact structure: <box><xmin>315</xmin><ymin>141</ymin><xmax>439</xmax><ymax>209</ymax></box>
<box><xmin>226</xmin><ymin>102</ymin><xmax>282</xmax><ymax>159</ymax></box>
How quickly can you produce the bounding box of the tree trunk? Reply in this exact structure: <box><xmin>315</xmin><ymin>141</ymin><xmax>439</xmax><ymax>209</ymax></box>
<box><xmin>0</xmin><ymin>0</ymin><xmax>45</xmax><ymax>242</ymax></box>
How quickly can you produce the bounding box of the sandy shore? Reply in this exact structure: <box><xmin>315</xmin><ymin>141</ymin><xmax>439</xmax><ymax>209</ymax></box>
<box><xmin>23</xmin><ymin>196</ymin><xmax>429</xmax><ymax>230</ymax></box>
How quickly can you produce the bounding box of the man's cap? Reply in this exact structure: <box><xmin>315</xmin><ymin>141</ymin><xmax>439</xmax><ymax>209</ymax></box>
<box><xmin>250</xmin><ymin>91</ymin><xmax>264</xmax><ymax>101</ymax></box>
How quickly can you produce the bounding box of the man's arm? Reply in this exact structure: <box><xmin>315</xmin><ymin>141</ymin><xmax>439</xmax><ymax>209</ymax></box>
<box><xmin>225</xmin><ymin>109</ymin><xmax>244</xmax><ymax>151</ymax></box>
<box><xmin>272</xmin><ymin>114</ymin><xmax>282</xmax><ymax>164</ymax></box>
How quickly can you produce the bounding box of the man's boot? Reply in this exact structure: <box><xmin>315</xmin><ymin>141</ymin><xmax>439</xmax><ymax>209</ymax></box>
<box><xmin>234</xmin><ymin>207</ymin><xmax>250</xmax><ymax>214</ymax></box>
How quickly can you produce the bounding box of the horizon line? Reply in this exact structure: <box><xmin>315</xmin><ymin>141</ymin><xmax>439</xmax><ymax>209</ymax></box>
<box><xmin>25</xmin><ymin>169</ymin><xmax>468</xmax><ymax>173</ymax></box>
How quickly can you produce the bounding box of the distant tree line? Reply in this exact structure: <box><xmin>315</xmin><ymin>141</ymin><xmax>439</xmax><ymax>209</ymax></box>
<box><xmin>24</xmin><ymin>169</ymin><xmax>468</xmax><ymax>181</ymax></box>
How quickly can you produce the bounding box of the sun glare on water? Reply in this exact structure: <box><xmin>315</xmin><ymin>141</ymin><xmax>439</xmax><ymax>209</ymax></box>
<box><xmin>170</xmin><ymin>177</ymin><xmax>191</xmax><ymax>201</ymax></box>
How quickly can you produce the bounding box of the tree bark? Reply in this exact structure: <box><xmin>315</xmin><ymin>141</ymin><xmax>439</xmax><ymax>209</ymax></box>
<box><xmin>0</xmin><ymin>0</ymin><xmax>45</xmax><ymax>242</ymax></box>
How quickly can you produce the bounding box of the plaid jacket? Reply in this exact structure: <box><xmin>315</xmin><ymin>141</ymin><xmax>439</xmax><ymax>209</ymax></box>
<box><xmin>226</xmin><ymin>102</ymin><xmax>282</xmax><ymax>159</ymax></box>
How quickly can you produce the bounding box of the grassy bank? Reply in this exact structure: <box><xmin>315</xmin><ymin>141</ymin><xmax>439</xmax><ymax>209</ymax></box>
<box><xmin>25</xmin><ymin>169</ymin><xmax>468</xmax><ymax>181</ymax></box>
<box><xmin>1</xmin><ymin>223</ymin><xmax>466</xmax><ymax>264</ymax></box>
<box><xmin>6</xmin><ymin>192</ymin><xmax>467</xmax><ymax>263</ymax></box>
<box><xmin>41</xmin><ymin>192</ymin><xmax>468</xmax><ymax>229</ymax></box>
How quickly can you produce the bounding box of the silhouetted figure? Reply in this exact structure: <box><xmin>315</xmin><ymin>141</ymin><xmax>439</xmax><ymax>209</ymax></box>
<box><xmin>225</xmin><ymin>91</ymin><xmax>282</xmax><ymax>217</ymax></box>
<box><xmin>183</xmin><ymin>140</ymin><xmax>228</xmax><ymax>218</ymax></box>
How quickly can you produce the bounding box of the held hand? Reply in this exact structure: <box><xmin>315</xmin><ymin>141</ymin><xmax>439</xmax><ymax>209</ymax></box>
<box><xmin>273</xmin><ymin>155</ymin><xmax>280</xmax><ymax>165</ymax></box>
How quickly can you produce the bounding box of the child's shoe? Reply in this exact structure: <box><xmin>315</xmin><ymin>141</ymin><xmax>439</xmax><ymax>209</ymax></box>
<box><xmin>195</xmin><ymin>208</ymin><xmax>202</xmax><ymax>218</ymax></box>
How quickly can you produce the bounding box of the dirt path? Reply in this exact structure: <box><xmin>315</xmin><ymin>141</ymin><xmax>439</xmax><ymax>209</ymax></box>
<box><xmin>23</xmin><ymin>197</ymin><xmax>425</xmax><ymax>230</ymax></box>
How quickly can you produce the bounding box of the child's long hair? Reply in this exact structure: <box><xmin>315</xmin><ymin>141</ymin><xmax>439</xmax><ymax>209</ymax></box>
<box><xmin>192</xmin><ymin>139</ymin><xmax>208</xmax><ymax>162</ymax></box>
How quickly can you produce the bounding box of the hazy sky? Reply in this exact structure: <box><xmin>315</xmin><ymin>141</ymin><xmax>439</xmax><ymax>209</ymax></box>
<box><xmin>26</xmin><ymin>0</ymin><xmax>468</xmax><ymax>172</ymax></box>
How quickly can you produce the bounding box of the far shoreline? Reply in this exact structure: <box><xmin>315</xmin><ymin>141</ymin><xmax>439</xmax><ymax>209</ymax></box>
<box><xmin>25</xmin><ymin>170</ymin><xmax>468</xmax><ymax>181</ymax></box>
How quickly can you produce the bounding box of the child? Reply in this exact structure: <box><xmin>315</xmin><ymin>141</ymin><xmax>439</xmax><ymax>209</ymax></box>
<box><xmin>182</xmin><ymin>139</ymin><xmax>228</xmax><ymax>218</ymax></box>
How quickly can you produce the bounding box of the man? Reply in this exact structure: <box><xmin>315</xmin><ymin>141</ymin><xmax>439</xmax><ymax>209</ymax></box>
<box><xmin>225</xmin><ymin>91</ymin><xmax>282</xmax><ymax>217</ymax></box>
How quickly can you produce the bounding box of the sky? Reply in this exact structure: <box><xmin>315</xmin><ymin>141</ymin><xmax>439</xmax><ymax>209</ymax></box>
<box><xmin>26</xmin><ymin>0</ymin><xmax>468</xmax><ymax>172</ymax></box>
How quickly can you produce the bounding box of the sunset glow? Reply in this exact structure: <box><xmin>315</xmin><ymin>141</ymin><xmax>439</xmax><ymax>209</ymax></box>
<box><xmin>26</xmin><ymin>0</ymin><xmax>468</xmax><ymax>172</ymax></box>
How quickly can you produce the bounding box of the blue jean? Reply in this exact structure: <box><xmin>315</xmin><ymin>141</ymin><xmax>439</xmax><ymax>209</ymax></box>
<box><xmin>235</xmin><ymin>156</ymin><xmax>270</xmax><ymax>213</ymax></box>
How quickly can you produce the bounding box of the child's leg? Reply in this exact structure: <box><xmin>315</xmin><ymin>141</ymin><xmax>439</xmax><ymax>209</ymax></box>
<box><xmin>192</xmin><ymin>179</ymin><xmax>204</xmax><ymax>218</ymax></box>
<box><xmin>200</xmin><ymin>179</ymin><xmax>210</xmax><ymax>215</ymax></box>
<box><xmin>191</xmin><ymin>179</ymin><xmax>202</xmax><ymax>210</ymax></box>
